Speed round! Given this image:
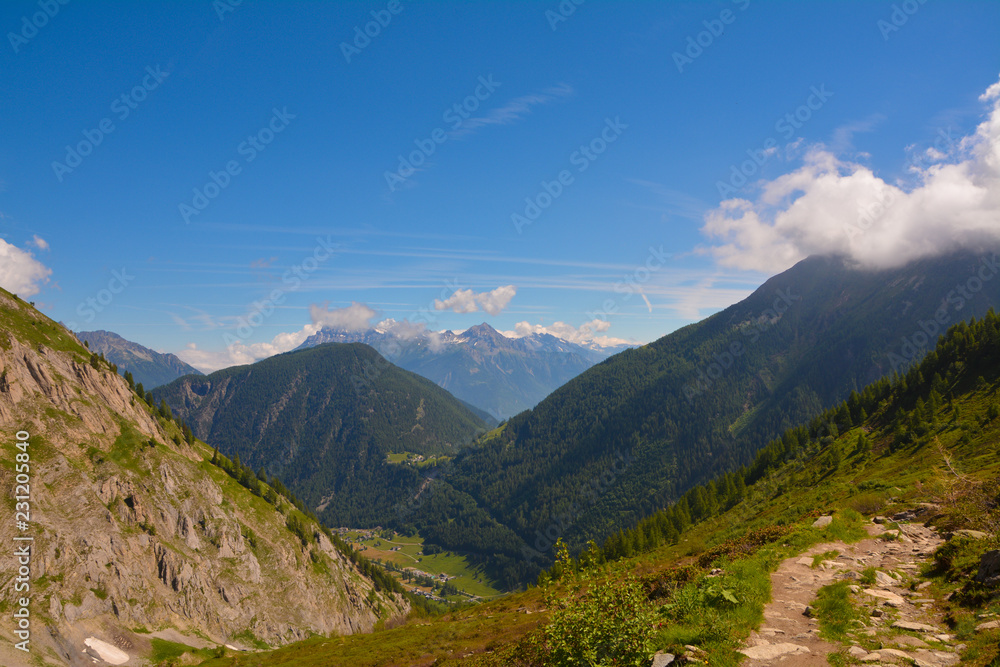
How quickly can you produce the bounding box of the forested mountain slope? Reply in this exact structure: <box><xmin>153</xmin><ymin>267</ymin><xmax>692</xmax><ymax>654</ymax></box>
<box><xmin>410</xmin><ymin>252</ymin><xmax>1000</xmax><ymax>582</ymax></box>
<box><xmin>153</xmin><ymin>343</ymin><xmax>488</xmax><ymax>527</ymax></box>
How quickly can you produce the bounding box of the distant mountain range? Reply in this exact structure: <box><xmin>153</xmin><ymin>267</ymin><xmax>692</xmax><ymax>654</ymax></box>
<box><xmin>77</xmin><ymin>329</ymin><xmax>202</xmax><ymax>388</ymax></box>
<box><xmin>296</xmin><ymin>322</ymin><xmax>632</xmax><ymax>419</ymax></box>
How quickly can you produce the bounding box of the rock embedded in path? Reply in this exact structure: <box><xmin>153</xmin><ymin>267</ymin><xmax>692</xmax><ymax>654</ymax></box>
<box><xmin>848</xmin><ymin>645</ymin><xmax>869</xmax><ymax>659</ymax></box>
<box><xmin>977</xmin><ymin>619</ymin><xmax>1000</xmax><ymax>631</ymax></box>
<box><xmin>892</xmin><ymin>620</ymin><xmax>939</xmax><ymax>633</ymax></box>
<box><xmin>874</xmin><ymin>570</ymin><xmax>898</xmax><ymax>587</ymax></box>
<box><xmin>864</xmin><ymin>588</ymin><xmax>906</xmax><ymax>607</ymax></box>
<box><xmin>738</xmin><ymin>642</ymin><xmax>810</xmax><ymax>660</ymax></box>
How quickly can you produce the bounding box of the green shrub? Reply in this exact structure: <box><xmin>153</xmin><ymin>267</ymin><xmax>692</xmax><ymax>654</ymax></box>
<box><xmin>541</xmin><ymin>569</ymin><xmax>655</xmax><ymax>666</ymax></box>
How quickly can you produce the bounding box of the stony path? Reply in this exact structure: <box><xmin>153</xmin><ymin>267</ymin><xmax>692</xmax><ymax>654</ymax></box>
<box><xmin>739</xmin><ymin>515</ymin><xmax>964</xmax><ymax>666</ymax></box>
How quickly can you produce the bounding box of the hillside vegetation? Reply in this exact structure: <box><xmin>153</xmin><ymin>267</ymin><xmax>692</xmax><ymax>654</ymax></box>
<box><xmin>406</xmin><ymin>252</ymin><xmax>1000</xmax><ymax>585</ymax></box>
<box><xmin>153</xmin><ymin>343</ymin><xmax>489</xmax><ymax>528</ymax></box>
<box><xmin>197</xmin><ymin>311</ymin><xmax>1000</xmax><ymax>666</ymax></box>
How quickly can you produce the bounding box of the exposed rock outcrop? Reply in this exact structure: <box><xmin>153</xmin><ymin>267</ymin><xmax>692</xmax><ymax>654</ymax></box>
<box><xmin>0</xmin><ymin>295</ymin><xmax>407</xmax><ymax>667</ymax></box>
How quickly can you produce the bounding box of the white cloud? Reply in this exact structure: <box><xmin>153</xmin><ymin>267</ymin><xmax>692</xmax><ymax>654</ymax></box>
<box><xmin>434</xmin><ymin>285</ymin><xmax>517</xmax><ymax>315</ymax></box>
<box><xmin>702</xmin><ymin>74</ymin><xmax>1000</xmax><ymax>273</ymax></box>
<box><xmin>28</xmin><ymin>235</ymin><xmax>49</xmax><ymax>251</ymax></box>
<box><xmin>0</xmin><ymin>239</ymin><xmax>51</xmax><ymax>297</ymax></box>
<box><xmin>434</xmin><ymin>289</ymin><xmax>478</xmax><ymax>313</ymax></box>
<box><xmin>309</xmin><ymin>301</ymin><xmax>378</xmax><ymax>331</ymax></box>
<box><xmin>475</xmin><ymin>285</ymin><xmax>517</xmax><ymax>315</ymax></box>
<box><xmin>177</xmin><ymin>323</ymin><xmax>323</xmax><ymax>372</ymax></box>
<box><xmin>376</xmin><ymin>318</ymin><xmax>427</xmax><ymax>340</ymax></box>
<box><xmin>505</xmin><ymin>318</ymin><xmax>631</xmax><ymax>347</ymax></box>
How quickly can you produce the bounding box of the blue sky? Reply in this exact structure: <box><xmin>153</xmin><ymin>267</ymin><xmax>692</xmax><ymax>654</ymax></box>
<box><xmin>2</xmin><ymin>1</ymin><xmax>999</xmax><ymax>370</ymax></box>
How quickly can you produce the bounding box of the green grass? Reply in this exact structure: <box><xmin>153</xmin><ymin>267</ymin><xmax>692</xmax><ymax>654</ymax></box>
<box><xmin>151</xmin><ymin>638</ymin><xmax>193</xmax><ymax>662</ymax></box>
<box><xmin>812</xmin><ymin>581</ymin><xmax>862</xmax><ymax>642</ymax></box>
<box><xmin>345</xmin><ymin>529</ymin><xmax>503</xmax><ymax>600</ymax></box>
<box><xmin>231</xmin><ymin>629</ymin><xmax>270</xmax><ymax>650</ymax></box>
<box><xmin>860</xmin><ymin>566</ymin><xmax>877</xmax><ymax>585</ymax></box>
<box><xmin>0</xmin><ymin>287</ymin><xmax>90</xmax><ymax>360</ymax></box>
<box><xmin>811</xmin><ymin>550</ymin><xmax>840</xmax><ymax>568</ymax></box>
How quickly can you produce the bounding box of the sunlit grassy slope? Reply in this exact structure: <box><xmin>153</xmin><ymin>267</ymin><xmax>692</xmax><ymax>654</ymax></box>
<box><xmin>194</xmin><ymin>313</ymin><xmax>1000</xmax><ymax>667</ymax></box>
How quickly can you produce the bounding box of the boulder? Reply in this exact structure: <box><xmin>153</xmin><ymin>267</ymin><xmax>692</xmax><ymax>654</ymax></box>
<box><xmin>651</xmin><ymin>652</ymin><xmax>675</xmax><ymax>666</ymax></box>
<box><xmin>975</xmin><ymin>550</ymin><xmax>1000</xmax><ymax>586</ymax></box>
<box><xmin>812</xmin><ymin>515</ymin><xmax>833</xmax><ymax>528</ymax></box>
<box><xmin>949</xmin><ymin>529</ymin><xmax>989</xmax><ymax>541</ymax></box>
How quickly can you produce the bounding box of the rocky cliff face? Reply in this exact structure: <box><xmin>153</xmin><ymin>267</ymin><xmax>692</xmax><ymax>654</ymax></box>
<box><xmin>0</xmin><ymin>292</ymin><xmax>406</xmax><ymax>667</ymax></box>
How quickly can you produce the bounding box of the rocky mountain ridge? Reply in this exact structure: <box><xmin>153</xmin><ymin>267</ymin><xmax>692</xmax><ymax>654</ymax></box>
<box><xmin>0</xmin><ymin>290</ymin><xmax>405</xmax><ymax>667</ymax></box>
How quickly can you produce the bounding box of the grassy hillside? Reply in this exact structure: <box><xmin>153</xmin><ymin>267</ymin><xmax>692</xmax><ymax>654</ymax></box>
<box><xmin>194</xmin><ymin>311</ymin><xmax>1000</xmax><ymax>666</ymax></box>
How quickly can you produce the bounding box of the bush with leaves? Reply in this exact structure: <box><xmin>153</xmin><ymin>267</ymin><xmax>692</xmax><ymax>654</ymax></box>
<box><xmin>538</xmin><ymin>542</ymin><xmax>656</xmax><ymax>667</ymax></box>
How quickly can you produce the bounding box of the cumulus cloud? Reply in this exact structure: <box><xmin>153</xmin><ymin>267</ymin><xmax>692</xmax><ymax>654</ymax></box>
<box><xmin>505</xmin><ymin>318</ymin><xmax>631</xmax><ymax>347</ymax></box>
<box><xmin>309</xmin><ymin>301</ymin><xmax>378</xmax><ymax>331</ymax></box>
<box><xmin>702</xmin><ymin>74</ymin><xmax>1000</xmax><ymax>273</ymax></box>
<box><xmin>434</xmin><ymin>285</ymin><xmax>517</xmax><ymax>315</ymax></box>
<box><xmin>178</xmin><ymin>321</ymin><xmax>324</xmax><ymax>372</ymax></box>
<box><xmin>28</xmin><ymin>235</ymin><xmax>49</xmax><ymax>251</ymax></box>
<box><xmin>434</xmin><ymin>289</ymin><xmax>478</xmax><ymax>313</ymax></box>
<box><xmin>0</xmin><ymin>238</ymin><xmax>52</xmax><ymax>297</ymax></box>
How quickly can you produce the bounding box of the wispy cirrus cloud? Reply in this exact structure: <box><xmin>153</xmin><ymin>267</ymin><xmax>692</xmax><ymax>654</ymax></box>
<box><xmin>450</xmin><ymin>83</ymin><xmax>574</xmax><ymax>138</ymax></box>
